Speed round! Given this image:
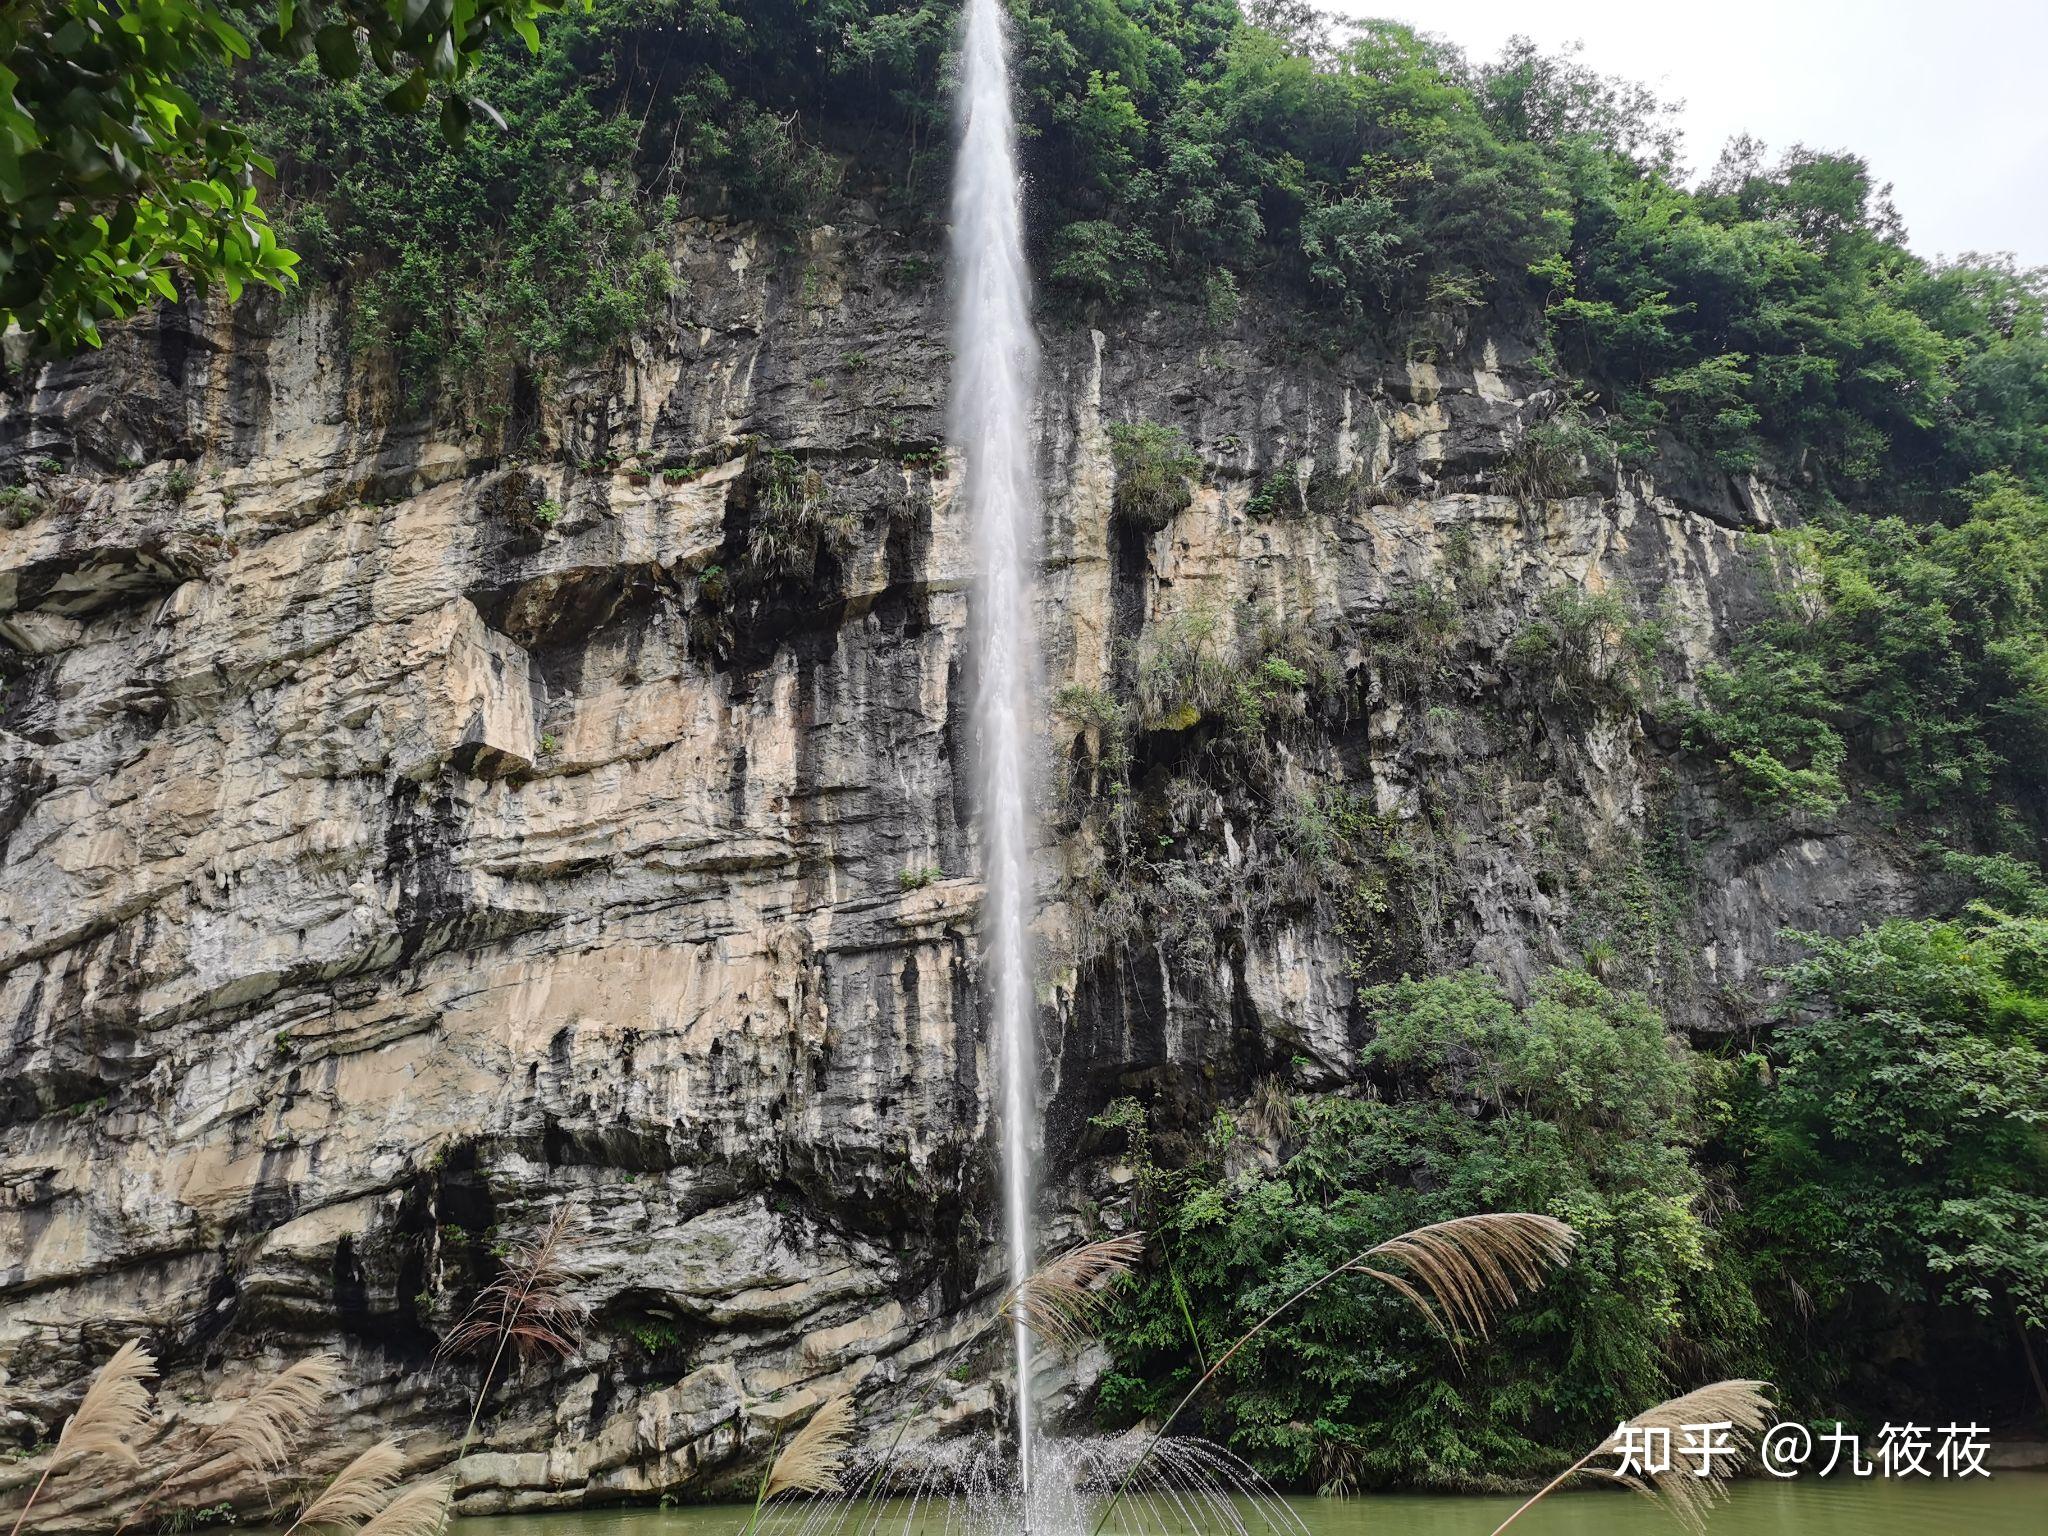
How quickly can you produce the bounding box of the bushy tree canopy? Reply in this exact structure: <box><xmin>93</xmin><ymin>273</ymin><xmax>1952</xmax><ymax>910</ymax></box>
<box><xmin>10</xmin><ymin>1</ymin><xmax>2043</xmax><ymax>526</ymax></box>
<box><xmin>0</xmin><ymin>0</ymin><xmax>576</xmax><ymax>352</ymax></box>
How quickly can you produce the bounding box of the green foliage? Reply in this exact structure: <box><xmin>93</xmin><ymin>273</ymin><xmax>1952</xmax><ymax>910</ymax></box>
<box><xmin>217</xmin><ymin>1</ymin><xmax>694</xmax><ymax>405</ymax></box>
<box><xmin>1050</xmin><ymin>219</ymin><xmax>1165</xmax><ymax>307</ymax></box>
<box><xmin>1681</xmin><ymin>476</ymin><xmax>2048</xmax><ymax>823</ymax></box>
<box><xmin>1053</xmin><ymin>681</ymin><xmax>1125</xmax><ymax>734</ymax></box>
<box><xmin>20</xmin><ymin>1</ymin><xmax>2040</xmax><ymax>518</ymax></box>
<box><xmin>1202</xmin><ymin>267</ymin><xmax>1241</xmax><ymax>330</ymax></box>
<box><xmin>745</xmin><ymin>443</ymin><xmax>852</xmax><ymax>577</ymax></box>
<box><xmin>622</xmin><ymin>1315</ymin><xmax>685</xmax><ymax>1353</ymax></box>
<box><xmin>1243</xmin><ymin>468</ymin><xmax>1297</xmax><ymax>520</ymax></box>
<box><xmin>1504</xmin><ymin>586</ymin><xmax>1663</xmax><ymax>714</ymax></box>
<box><xmin>1542</xmin><ymin>133</ymin><xmax>2048</xmax><ymax>501</ymax></box>
<box><xmin>160</xmin><ymin>1502</ymin><xmax>237</xmax><ymax>1534</ymax></box>
<box><xmin>0</xmin><ymin>0</ymin><xmax>571</xmax><ymax>353</ymax></box>
<box><xmin>897</xmin><ymin>864</ymin><xmax>942</xmax><ymax>892</ymax></box>
<box><xmin>1136</xmin><ymin>607</ymin><xmax>1233</xmax><ymax>732</ymax></box>
<box><xmin>1724</xmin><ymin>908</ymin><xmax>2048</xmax><ymax>1406</ymax></box>
<box><xmin>1017</xmin><ymin>1</ymin><xmax>2048</xmax><ymax>502</ymax></box>
<box><xmin>1365</xmin><ymin>578</ymin><xmax>1466</xmax><ymax>696</ymax></box>
<box><xmin>1278</xmin><ymin>783</ymin><xmax>1433</xmax><ymax>976</ymax></box>
<box><xmin>1097</xmin><ymin>967</ymin><xmax>1754</xmax><ymax>1489</ymax></box>
<box><xmin>1107</xmin><ymin>419</ymin><xmax>1200</xmax><ymax>531</ymax></box>
<box><xmin>1938</xmin><ymin>848</ymin><xmax>2048</xmax><ymax>917</ymax></box>
<box><xmin>1493</xmin><ymin>414</ymin><xmax>1614</xmax><ymax>501</ymax></box>
<box><xmin>0</xmin><ymin>483</ymin><xmax>43</xmax><ymax>529</ymax></box>
<box><xmin>1053</xmin><ymin>681</ymin><xmax>1132</xmax><ymax>807</ymax></box>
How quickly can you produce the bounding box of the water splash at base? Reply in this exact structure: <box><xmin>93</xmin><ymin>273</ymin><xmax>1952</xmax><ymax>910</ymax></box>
<box><xmin>758</xmin><ymin>1436</ymin><xmax>1313</xmax><ymax>1536</ymax></box>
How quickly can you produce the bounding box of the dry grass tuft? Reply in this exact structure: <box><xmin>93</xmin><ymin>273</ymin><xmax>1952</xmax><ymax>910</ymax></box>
<box><xmin>1592</xmin><ymin>1380</ymin><xmax>1774</xmax><ymax>1535</ymax></box>
<box><xmin>1356</xmin><ymin>1213</ymin><xmax>1578</xmax><ymax>1347</ymax></box>
<box><xmin>353</xmin><ymin>1480</ymin><xmax>451</xmax><ymax>1536</ymax></box>
<box><xmin>204</xmin><ymin>1354</ymin><xmax>340</xmax><ymax>1477</ymax></box>
<box><xmin>1487</xmin><ymin>1378</ymin><xmax>1775</xmax><ymax>1536</ymax></box>
<box><xmin>761</xmin><ymin>1396</ymin><xmax>856</xmax><ymax>1503</ymax></box>
<box><xmin>7</xmin><ymin>1340</ymin><xmax>426</xmax><ymax>1536</ymax></box>
<box><xmin>54</xmin><ymin>1339</ymin><xmax>158</xmax><ymax>1472</ymax></box>
<box><xmin>1000</xmin><ymin>1233</ymin><xmax>1146</xmax><ymax>1356</ymax></box>
<box><xmin>7</xmin><ymin>1340</ymin><xmax>158</xmax><ymax>1536</ymax></box>
<box><xmin>118</xmin><ymin>1352</ymin><xmax>342</xmax><ymax>1532</ymax></box>
<box><xmin>1242</xmin><ymin>1076</ymin><xmax>1295</xmax><ymax>1144</ymax></box>
<box><xmin>288</xmin><ymin>1440</ymin><xmax>408</xmax><ymax>1534</ymax></box>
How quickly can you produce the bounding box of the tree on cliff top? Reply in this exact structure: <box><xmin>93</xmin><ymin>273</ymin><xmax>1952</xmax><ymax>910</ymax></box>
<box><xmin>0</xmin><ymin>0</ymin><xmax>573</xmax><ymax>355</ymax></box>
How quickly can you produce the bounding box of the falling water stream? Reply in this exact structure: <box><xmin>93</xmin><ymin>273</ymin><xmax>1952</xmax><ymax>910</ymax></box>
<box><xmin>949</xmin><ymin>0</ymin><xmax>1044</xmax><ymax>1515</ymax></box>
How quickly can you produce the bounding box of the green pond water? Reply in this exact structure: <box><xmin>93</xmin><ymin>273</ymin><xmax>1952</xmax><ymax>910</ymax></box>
<box><xmin>450</xmin><ymin>1476</ymin><xmax>2046</xmax><ymax>1536</ymax></box>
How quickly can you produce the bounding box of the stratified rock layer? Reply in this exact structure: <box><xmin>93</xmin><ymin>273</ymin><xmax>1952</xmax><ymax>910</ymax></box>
<box><xmin>0</xmin><ymin>212</ymin><xmax>1914</xmax><ymax>1517</ymax></box>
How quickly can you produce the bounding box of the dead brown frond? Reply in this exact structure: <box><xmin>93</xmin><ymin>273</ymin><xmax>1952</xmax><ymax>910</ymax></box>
<box><xmin>761</xmin><ymin>1396</ymin><xmax>856</xmax><ymax>1502</ymax></box>
<box><xmin>1356</xmin><ymin>1213</ymin><xmax>1578</xmax><ymax>1347</ymax></box>
<box><xmin>1486</xmin><ymin>1379</ymin><xmax>1774</xmax><ymax>1536</ymax></box>
<box><xmin>999</xmin><ymin>1233</ymin><xmax>1145</xmax><ymax>1356</ymax></box>
<box><xmin>287</xmin><ymin>1440</ymin><xmax>407</xmax><ymax>1534</ymax></box>
<box><xmin>354</xmin><ymin>1480</ymin><xmax>450</xmax><ymax>1536</ymax></box>
<box><xmin>438</xmin><ymin>1208</ymin><xmax>586</xmax><ymax>1461</ymax></box>
<box><xmin>436</xmin><ymin>1208</ymin><xmax>585</xmax><ymax>1368</ymax></box>
<box><xmin>7</xmin><ymin>1340</ymin><xmax>158</xmax><ymax>1536</ymax></box>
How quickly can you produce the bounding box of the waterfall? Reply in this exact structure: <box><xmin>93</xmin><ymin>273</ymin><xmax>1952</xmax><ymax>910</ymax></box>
<box><xmin>950</xmin><ymin>0</ymin><xmax>1043</xmax><ymax>1508</ymax></box>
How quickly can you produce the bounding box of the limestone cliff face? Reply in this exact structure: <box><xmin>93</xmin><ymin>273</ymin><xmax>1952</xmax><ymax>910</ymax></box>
<box><xmin>0</xmin><ymin>208</ymin><xmax>1913</xmax><ymax>1516</ymax></box>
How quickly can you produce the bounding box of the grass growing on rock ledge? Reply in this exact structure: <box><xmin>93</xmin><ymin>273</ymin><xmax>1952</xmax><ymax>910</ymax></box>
<box><xmin>1108</xmin><ymin>421</ymin><xmax>1201</xmax><ymax>532</ymax></box>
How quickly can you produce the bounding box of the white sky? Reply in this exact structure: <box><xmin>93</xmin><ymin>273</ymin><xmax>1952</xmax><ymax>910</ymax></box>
<box><xmin>1326</xmin><ymin>1</ymin><xmax>2048</xmax><ymax>267</ymax></box>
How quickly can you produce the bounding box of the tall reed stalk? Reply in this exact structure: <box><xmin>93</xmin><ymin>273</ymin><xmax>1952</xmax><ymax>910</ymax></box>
<box><xmin>6</xmin><ymin>1343</ymin><xmax>447</xmax><ymax>1536</ymax></box>
<box><xmin>116</xmin><ymin>1354</ymin><xmax>339</xmax><ymax>1533</ymax></box>
<box><xmin>434</xmin><ymin>1208</ymin><xmax>585</xmax><ymax>1463</ymax></box>
<box><xmin>738</xmin><ymin>1398</ymin><xmax>855</xmax><ymax>1536</ymax></box>
<box><xmin>6</xmin><ymin>1341</ymin><xmax>156</xmax><ymax>1536</ymax></box>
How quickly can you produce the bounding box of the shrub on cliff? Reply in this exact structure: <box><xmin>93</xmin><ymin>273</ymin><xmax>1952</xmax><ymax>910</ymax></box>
<box><xmin>1108</xmin><ymin>420</ymin><xmax>1200</xmax><ymax>532</ymax></box>
<box><xmin>1680</xmin><ymin>474</ymin><xmax>2048</xmax><ymax>827</ymax></box>
<box><xmin>1504</xmin><ymin>587</ymin><xmax>1665</xmax><ymax>715</ymax></box>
